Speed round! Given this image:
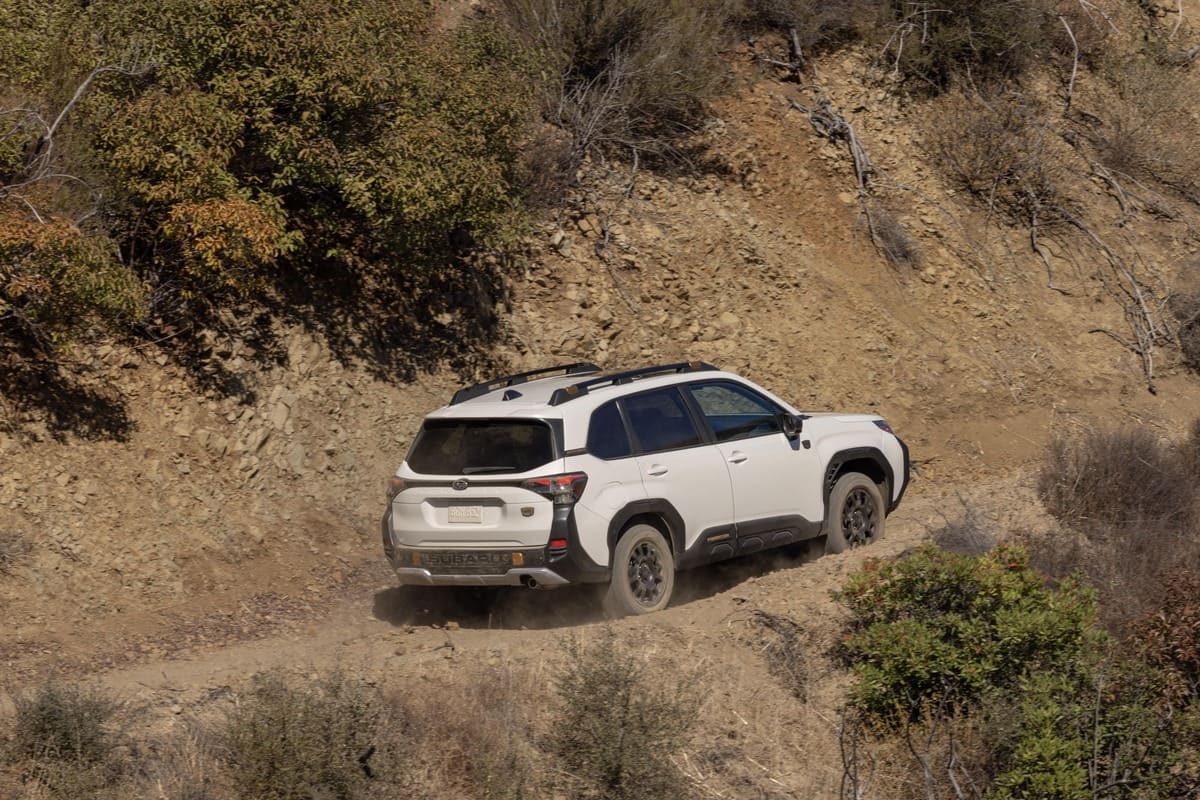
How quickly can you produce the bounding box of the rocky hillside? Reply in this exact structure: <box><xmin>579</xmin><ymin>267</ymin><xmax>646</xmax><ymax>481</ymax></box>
<box><xmin>3</xmin><ymin>31</ymin><xmax>1200</xmax><ymax>676</ymax></box>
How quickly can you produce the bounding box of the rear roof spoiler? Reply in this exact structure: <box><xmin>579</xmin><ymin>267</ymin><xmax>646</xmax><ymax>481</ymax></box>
<box><xmin>449</xmin><ymin>362</ymin><xmax>601</xmax><ymax>405</ymax></box>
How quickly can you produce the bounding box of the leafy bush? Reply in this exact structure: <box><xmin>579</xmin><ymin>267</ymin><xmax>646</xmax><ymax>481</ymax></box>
<box><xmin>219</xmin><ymin>671</ymin><xmax>385</xmax><ymax>800</ymax></box>
<box><xmin>0</xmin><ymin>0</ymin><xmax>535</xmax><ymax>349</ymax></box>
<box><xmin>835</xmin><ymin>545</ymin><xmax>1096</xmax><ymax>725</ymax></box>
<box><xmin>836</xmin><ymin>546</ymin><xmax>1199</xmax><ymax>799</ymax></box>
<box><xmin>0</xmin><ymin>207</ymin><xmax>147</xmax><ymax>347</ymax></box>
<box><xmin>552</xmin><ymin>628</ymin><xmax>698</xmax><ymax>800</ymax></box>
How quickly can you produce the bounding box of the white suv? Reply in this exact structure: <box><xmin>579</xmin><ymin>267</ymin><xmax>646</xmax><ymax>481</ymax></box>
<box><xmin>382</xmin><ymin>362</ymin><xmax>909</xmax><ymax>616</ymax></box>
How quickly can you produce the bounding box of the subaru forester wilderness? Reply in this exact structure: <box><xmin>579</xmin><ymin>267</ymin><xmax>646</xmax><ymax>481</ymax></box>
<box><xmin>383</xmin><ymin>362</ymin><xmax>909</xmax><ymax>616</ymax></box>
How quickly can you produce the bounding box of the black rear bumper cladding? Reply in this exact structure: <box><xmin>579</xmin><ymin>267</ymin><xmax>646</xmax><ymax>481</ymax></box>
<box><xmin>382</xmin><ymin>504</ymin><xmax>611</xmax><ymax>585</ymax></box>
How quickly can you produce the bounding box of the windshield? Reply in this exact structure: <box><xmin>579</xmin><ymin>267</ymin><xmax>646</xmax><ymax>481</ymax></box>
<box><xmin>406</xmin><ymin>419</ymin><xmax>557</xmax><ymax>475</ymax></box>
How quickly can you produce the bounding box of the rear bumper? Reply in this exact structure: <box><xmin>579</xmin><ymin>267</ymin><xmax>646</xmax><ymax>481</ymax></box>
<box><xmin>382</xmin><ymin>503</ymin><xmax>610</xmax><ymax>587</ymax></box>
<box><xmin>391</xmin><ymin>565</ymin><xmax>570</xmax><ymax>587</ymax></box>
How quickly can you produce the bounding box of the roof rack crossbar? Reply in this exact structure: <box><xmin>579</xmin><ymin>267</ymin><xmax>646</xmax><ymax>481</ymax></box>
<box><xmin>450</xmin><ymin>362</ymin><xmax>601</xmax><ymax>405</ymax></box>
<box><xmin>548</xmin><ymin>361</ymin><xmax>718</xmax><ymax>406</ymax></box>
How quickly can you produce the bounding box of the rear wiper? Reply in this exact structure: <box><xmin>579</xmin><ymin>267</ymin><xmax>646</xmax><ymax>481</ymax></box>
<box><xmin>461</xmin><ymin>466</ymin><xmax>517</xmax><ymax>475</ymax></box>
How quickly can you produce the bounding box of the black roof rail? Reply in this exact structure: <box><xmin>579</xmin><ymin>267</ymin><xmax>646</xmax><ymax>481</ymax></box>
<box><xmin>450</xmin><ymin>362</ymin><xmax>602</xmax><ymax>405</ymax></box>
<box><xmin>548</xmin><ymin>361</ymin><xmax>718</xmax><ymax>406</ymax></box>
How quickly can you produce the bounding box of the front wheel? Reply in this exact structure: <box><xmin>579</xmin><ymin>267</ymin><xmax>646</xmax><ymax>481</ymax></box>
<box><xmin>604</xmin><ymin>524</ymin><xmax>675</xmax><ymax>617</ymax></box>
<box><xmin>825</xmin><ymin>472</ymin><xmax>886</xmax><ymax>554</ymax></box>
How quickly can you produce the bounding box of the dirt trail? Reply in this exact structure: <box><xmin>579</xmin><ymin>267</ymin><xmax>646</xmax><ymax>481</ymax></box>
<box><xmin>93</xmin><ymin>474</ymin><xmax>990</xmax><ymax>703</ymax></box>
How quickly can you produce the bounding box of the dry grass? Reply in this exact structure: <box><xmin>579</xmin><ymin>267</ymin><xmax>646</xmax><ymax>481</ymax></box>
<box><xmin>924</xmin><ymin>90</ymin><xmax>1066</xmax><ymax>224</ymax></box>
<box><xmin>552</xmin><ymin>628</ymin><xmax>699</xmax><ymax>800</ymax></box>
<box><xmin>2</xmin><ymin>680</ymin><xmax>127</xmax><ymax>799</ymax></box>
<box><xmin>1038</xmin><ymin>426</ymin><xmax>1197</xmax><ymax>530</ymax></box>
<box><xmin>930</xmin><ymin>508</ymin><xmax>998</xmax><ymax>557</ymax></box>
<box><xmin>1032</xmin><ymin>423</ymin><xmax>1200</xmax><ymax>635</ymax></box>
<box><xmin>1094</xmin><ymin>57</ymin><xmax>1200</xmax><ymax>204</ymax></box>
<box><xmin>502</xmin><ymin>0</ymin><xmax>734</xmax><ymax>166</ymax></box>
<box><xmin>387</xmin><ymin>664</ymin><xmax>544</xmax><ymax>800</ymax></box>
<box><xmin>1172</xmin><ymin>290</ymin><xmax>1200</xmax><ymax>372</ymax></box>
<box><xmin>218</xmin><ymin>671</ymin><xmax>390</xmax><ymax>800</ymax></box>
<box><xmin>0</xmin><ymin>530</ymin><xmax>30</xmax><ymax>575</ymax></box>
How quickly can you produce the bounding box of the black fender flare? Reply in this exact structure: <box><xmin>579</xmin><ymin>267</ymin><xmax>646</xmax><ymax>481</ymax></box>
<box><xmin>606</xmin><ymin>499</ymin><xmax>686</xmax><ymax>558</ymax></box>
<box><xmin>822</xmin><ymin>447</ymin><xmax>894</xmax><ymax>517</ymax></box>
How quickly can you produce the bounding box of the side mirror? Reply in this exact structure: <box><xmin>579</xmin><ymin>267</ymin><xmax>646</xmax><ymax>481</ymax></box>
<box><xmin>780</xmin><ymin>413</ymin><xmax>802</xmax><ymax>440</ymax></box>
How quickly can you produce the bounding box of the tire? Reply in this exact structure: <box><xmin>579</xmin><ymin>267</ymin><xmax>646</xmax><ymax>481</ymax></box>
<box><xmin>824</xmin><ymin>472</ymin><xmax>886</xmax><ymax>554</ymax></box>
<box><xmin>604</xmin><ymin>524</ymin><xmax>675</xmax><ymax>617</ymax></box>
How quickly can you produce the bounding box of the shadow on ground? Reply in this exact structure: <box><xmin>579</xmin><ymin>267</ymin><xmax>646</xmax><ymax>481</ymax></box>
<box><xmin>370</xmin><ymin>538</ymin><xmax>827</xmax><ymax>630</ymax></box>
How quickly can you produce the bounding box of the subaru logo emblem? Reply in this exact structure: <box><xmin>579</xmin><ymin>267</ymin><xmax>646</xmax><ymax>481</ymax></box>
<box><xmin>451</xmin><ymin>479</ymin><xmax>468</xmax><ymax>491</ymax></box>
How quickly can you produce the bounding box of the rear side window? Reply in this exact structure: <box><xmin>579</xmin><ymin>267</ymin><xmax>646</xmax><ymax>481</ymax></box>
<box><xmin>587</xmin><ymin>401</ymin><xmax>632</xmax><ymax>459</ymax></box>
<box><xmin>624</xmin><ymin>388</ymin><xmax>703</xmax><ymax>453</ymax></box>
<box><xmin>407</xmin><ymin>419</ymin><xmax>555</xmax><ymax>475</ymax></box>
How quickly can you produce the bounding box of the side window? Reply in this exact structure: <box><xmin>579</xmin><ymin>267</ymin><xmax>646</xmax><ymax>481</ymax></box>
<box><xmin>587</xmin><ymin>401</ymin><xmax>632</xmax><ymax>459</ymax></box>
<box><xmin>687</xmin><ymin>382</ymin><xmax>783</xmax><ymax>442</ymax></box>
<box><xmin>624</xmin><ymin>388</ymin><xmax>703</xmax><ymax>453</ymax></box>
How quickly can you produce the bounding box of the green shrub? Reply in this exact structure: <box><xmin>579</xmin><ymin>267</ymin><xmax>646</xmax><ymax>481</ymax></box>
<box><xmin>552</xmin><ymin>628</ymin><xmax>698</xmax><ymax>800</ymax></box>
<box><xmin>835</xmin><ymin>545</ymin><xmax>1096</xmax><ymax>725</ymax></box>
<box><xmin>1</xmin><ymin>0</ymin><xmax>536</xmax><ymax>350</ymax></box>
<box><xmin>836</xmin><ymin>546</ymin><xmax>1198</xmax><ymax>798</ymax></box>
<box><xmin>219</xmin><ymin>671</ymin><xmax>384</xmax><ymax>800</ymax></box>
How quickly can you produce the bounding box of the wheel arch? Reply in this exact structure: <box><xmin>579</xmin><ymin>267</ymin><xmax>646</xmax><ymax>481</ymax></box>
<box><xmin>605</xmin><ymin>500</ymin><xmax>684</xmax><ymax>559</ymax></box>
<box><xmin>822</xmin><ymin>448</ymin><xmax>893</xmax><ymax>517</ymax></box>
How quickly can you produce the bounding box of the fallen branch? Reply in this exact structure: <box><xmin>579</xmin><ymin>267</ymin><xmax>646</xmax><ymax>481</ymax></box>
<box><xmin>1060</xmin><ymin>15</ymin><xmax>1080</xmax><ymax>115</ymax></box>
<box><xmin>1031</xmin><ymin>205</ymin><xmax>1071</xmax><ymax>294</ymax></box>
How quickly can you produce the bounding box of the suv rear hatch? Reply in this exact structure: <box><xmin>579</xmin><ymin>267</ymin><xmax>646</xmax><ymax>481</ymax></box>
<box><xmin>390</xmin><ymin>418</ymin><xmax>567</xmax><ymax>549</ymax></box>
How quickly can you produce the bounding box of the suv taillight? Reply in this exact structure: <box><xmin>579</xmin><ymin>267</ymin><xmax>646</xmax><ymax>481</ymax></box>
<box><xmin>521</xmin><ymin>472</ymin><xmax>588</xmax><ymax>505</ymax></box>
<box><xmin>386</xmin><ymin>476</ymin><xmax>407</xmax><ymax>501</ymax></box>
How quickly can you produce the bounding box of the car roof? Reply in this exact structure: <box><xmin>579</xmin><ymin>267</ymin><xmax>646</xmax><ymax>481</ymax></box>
<box><xmin>426</xmin><ymin>363</ymin><xmax>752</xmax><ymax>420</ymax></box>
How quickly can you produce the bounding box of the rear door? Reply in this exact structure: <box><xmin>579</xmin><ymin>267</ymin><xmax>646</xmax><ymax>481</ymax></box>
<box><xmin>622</xmin><ymin>387</ymin><xmax>734</xmax><ymax>550</ymax></box>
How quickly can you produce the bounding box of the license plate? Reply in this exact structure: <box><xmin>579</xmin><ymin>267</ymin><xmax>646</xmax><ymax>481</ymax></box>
<box><xmin>447</xmin><ymin>505</ymin><xmax>482</xmax><ymax>524</ymax></box>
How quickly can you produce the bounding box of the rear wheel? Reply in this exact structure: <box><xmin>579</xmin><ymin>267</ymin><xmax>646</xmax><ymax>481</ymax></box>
<box><xmin>825</xmin><ymin>472</ymin><xmax>885</xmax><ymax>554</ymax></box>
<box><xmin>604</xmin><ymin>524</ymin><xmax>675</xmax><ymax>617</ymax></box>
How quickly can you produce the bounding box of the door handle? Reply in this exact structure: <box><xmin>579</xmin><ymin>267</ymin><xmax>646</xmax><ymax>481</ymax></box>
<box><xmin>728</xmin><ymin>451</ymin><xmax>748</xmax><ymax>464</ymax></box>
<box><xmin>646</xmin><ymin>464</ymin><xmax>669</xmax><ymax>476</ymax></box>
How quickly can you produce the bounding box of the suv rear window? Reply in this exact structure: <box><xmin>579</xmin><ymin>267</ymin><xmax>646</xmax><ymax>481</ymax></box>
<box><xmin>624</xmin><ymin>388</ymin><xmax>703</xmax><ymax>453</ymax></box>
<box><xmin>407</xmin><ymin>419</ymin><xmax>556</xmax><ymax>475</ymax></box>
